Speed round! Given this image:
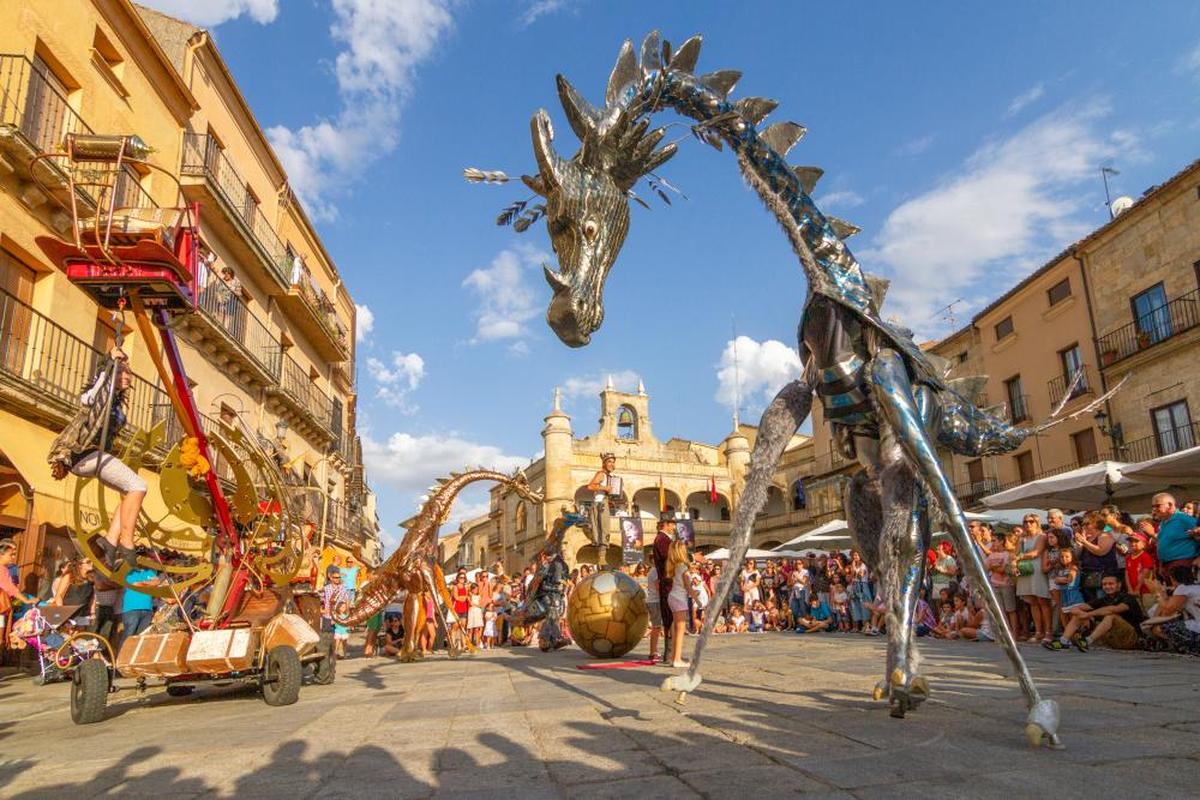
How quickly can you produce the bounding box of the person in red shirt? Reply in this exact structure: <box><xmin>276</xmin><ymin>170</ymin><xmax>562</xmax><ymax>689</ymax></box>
<box><xmin>1124</xmin><ymin>532</ymin><xmax>1157</xmax><ymax>612</ymax></box>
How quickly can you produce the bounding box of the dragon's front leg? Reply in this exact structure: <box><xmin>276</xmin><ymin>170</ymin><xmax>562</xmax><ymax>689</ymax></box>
<box><xmin>663</xmin><ymin>376</ymin><xmax>813</xmax><ymax>699</ymax></box>
<box><xmin>868</xmin><ymin>349</ymin><xmax>1061</xmax><ymax>748</ymax></box>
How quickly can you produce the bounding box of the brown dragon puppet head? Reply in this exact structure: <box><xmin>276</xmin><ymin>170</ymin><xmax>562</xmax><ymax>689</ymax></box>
<box><xmin>524</xmin><ymin>65</ymin><xmax>677</xmax><ymax>347</ymax></box>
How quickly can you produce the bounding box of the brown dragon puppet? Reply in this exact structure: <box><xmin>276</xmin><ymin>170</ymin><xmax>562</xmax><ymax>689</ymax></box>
<box><xmin>336</xmin><ymin>468</ymin><xmax>542</xmax><ymax>661</ymax></box>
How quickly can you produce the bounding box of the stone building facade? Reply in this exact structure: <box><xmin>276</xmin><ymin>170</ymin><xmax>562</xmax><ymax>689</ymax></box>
<box><xmin>0</xmin><ymin>0</ymin><xmax>380</xmax><ymax>596</ymax></box>
<box><xmin>447</xmin><ymin>381</ymin><xmax>841</xmax><ymax>574</ymax></box>
<box><xmin>928</xmin><ymin>158</ymin><xmax>1200</xmax><ymax>506</ymax></box>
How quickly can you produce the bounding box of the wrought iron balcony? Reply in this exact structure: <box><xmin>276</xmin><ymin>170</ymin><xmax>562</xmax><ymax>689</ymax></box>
<box><xmin>180</xmin><ymin>133</ymin><xmax>290</xmax><ymax>289</ymax></box>
<box><xmin>1047</xmin><ymin>365</ymin><xmax>1095</xmax><ymax>407</ymax></box>
<box><xmin>0</xmin><ymin>54</ymin><xmax>96</xmax><ymax>222</ymax></box>
<box><xmin>1097</xmin><ymin>288</ymin><xmax>1200</xmax><ymax>368</ymax></box>
<box><xmin>277</xmin><ymin>266</ymin><xmax>349</xmax><ymax>362</ymax></box>
<box><xmin>0</xmin><ymin>286</ymin><xmax>174</xmax><ymax>460</ymax></box>
<box><xmin>265</xmin><ymin>350</ymin><xmax>334</xmax><ymax>443</ymax></box>
<box><xmin>954</xmin><ymin>477</ymin><xmax>999</xmax><ymax>508</ymax></box>
<box><xmin>172</xmin><ymin>259</ymin><xmax>282</xmax><ymax>388</ymax></box>
<box><xmin>1119</xmin><ymin>422</ymin><xmax>1199</xmax><ymax>464</ymax></box>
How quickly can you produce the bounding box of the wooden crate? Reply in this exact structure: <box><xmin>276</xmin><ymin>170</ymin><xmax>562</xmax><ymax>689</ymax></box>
<box><xmin>116</xmin><ymin>631</ymin><xmax>190</xmax><ymax>678</ymax></box>
<box><xmin>185</xmin><ymin>628</ymin><xmax>259</xmax><ymax>673</ymax></box>
<box><xmin>263</xmin><ymin>613</ymin><xmax>320</xmax><ymax>657</ymax></box>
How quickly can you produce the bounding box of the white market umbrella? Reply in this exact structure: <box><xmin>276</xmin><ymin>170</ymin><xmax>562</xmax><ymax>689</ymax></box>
<box><xmin>706</xmin><ymin>547</ymin><xmax>780</xmax><ymax>561</ymax></box>
<box><xmin>1122</xmin><ymin>445</ymin><xmax>1200</xmax><ymax>490</ymax></box>
<box><xmin>982</xmin><ymin>461</ymin><xmax>1135</xmax><ymax>510</ymax></box>
<box><xmin>775</xmin><ymin>518</ymin><xmax>850</xmax><ymax>549</ymax></box>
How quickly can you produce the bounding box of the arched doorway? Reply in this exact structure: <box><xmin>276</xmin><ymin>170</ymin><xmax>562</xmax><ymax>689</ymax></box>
<box><xmin>631</xmin><ymin>487</ymin><xmax>682</xmax><ymax>519</ymax></box>
<box><xmin>685</xmin><ymin>490</ymin><xmax>730</xmax><ymax>521</ymax></box>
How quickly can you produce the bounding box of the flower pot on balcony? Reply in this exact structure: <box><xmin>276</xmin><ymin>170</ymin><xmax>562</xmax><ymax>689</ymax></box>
<box><xmin>1137</xmin><ymin>332</ymin><xmax>1152</xmax><ymax>350</ymax></box>
<box><xmin>1101</xmin><ymin>349</ymin><xmax>1117</xmax><ymax>367</ymax></box>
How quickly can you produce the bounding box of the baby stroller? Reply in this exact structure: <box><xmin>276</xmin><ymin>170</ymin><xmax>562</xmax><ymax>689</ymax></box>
<box><xmin>8</xmin><ymin>606</ymin><xmax>114</xmax><ymax>685</ymax></box>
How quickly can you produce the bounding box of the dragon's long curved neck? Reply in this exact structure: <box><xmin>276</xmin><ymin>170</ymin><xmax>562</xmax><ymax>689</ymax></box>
<box><xmin>337</xmin><ymin>469</ymin><xmax>532</xmax><ymax>627</ymax></box>
<box><xmin>622</xmin><ymin>69</ymin><xmax>877</xmax><ymax>318</ymax></box>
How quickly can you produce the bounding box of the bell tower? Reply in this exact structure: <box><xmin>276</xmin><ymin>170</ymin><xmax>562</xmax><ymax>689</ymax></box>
<box><xmin>597</xmin><ymin>375</ymin><xmax>655</xmax><ymax>443</ymax></box>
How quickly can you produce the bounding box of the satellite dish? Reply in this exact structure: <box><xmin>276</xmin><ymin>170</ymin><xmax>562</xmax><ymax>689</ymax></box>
<box><xmin>1110</xmin><ymin>196</ymin><xmax>1135</xmax><ymax>216</ymax></box>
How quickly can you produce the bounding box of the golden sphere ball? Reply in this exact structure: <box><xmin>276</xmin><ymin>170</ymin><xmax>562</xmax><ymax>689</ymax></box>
<box><xmin>566</xmin><ymin>570</ymin><xmax>648</xmax><ymax>658</ymax></box>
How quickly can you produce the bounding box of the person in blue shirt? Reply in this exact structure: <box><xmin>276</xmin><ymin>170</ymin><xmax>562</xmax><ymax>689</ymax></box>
<box><xmin>796</xmin><ymin>594</ymin><xmax>834</xmax><ymax>633</ymax></box>
<box><xmin>339</xmin><ymin>556</ymin><xmax>360</xmax><ymax>602</ymax></box>
<box><xmin>1152</xmin><ymin>493</ymin><xmax>1199</xmax><ymax>570</ymax></box>
<box><xmin>121</xmin><ymin>566</ymin><xmax>160</xmax><ymax>645</ymax></box>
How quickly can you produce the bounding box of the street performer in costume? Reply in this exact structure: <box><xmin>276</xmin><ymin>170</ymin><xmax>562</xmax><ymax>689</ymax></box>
<box><xmin>653</xmin><ymin>515</ymin><xmax>676</xmax><ymax>646</ymax></box>
<box><xmin>585</xmin><ymin>453</ymin><xmax>620</xmax><ymax>558</ymax></box>
<box><xmin>516</xmin><ymin>507</ymin><xmax>587</xmax><ymax>651</ymax></box>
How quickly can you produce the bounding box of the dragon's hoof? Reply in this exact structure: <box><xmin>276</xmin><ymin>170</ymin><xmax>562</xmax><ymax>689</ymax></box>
<box><xmin>1025</xmin><ymin>699</ymin><xmax>1062</xmax><ymax>748</ymax></box>
<box><xmin>872</xmin><ymin>679</ymin><xmax>888</xmax><ymax>701</ymax></box>
<box><xmin>890</xmin><ymin>668</ymin><xmax>907</xmax><ymax>688</ymax></box>
<box><xmin>911</xmin><ymin>675</ymin><xmax>930</xmax><ymax>697</ymax></box>
<box><xmin>662</xmin><ymin>671</ymin><xmax>702</xmax><ymax>694</ymax></box>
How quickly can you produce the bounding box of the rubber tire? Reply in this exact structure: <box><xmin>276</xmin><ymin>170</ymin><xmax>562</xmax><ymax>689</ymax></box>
<box><xmin>262</xmin><ymin>645</ymin><xmax>302</xmax><ymax>707</ymax></box>
<box><xmin>312</xmin><ymin>635</ymin><xmax>336</xmax><ymax>686</ymax></box>
<box><xmin>166</xmin><ymin>684</ymin><xmax>194</xmax><ymax>697</ymax></box>
<box><xmin>71</xmin><ymin>659</ymin><xmax>109</xmax><ymax>725</ymax></box>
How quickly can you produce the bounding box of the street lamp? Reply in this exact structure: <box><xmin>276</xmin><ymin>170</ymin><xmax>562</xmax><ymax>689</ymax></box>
<box><xmin>1094</xmin><ymin>409</ymin><xmax>1124</xmax><ymax>459</ymax></box>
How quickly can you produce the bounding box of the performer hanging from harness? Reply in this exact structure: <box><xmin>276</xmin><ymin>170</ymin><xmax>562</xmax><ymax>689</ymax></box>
<box><xmin>47</xmin><ymin>344</ymin><xmax>148</xmax><ymax>570</ymax></box>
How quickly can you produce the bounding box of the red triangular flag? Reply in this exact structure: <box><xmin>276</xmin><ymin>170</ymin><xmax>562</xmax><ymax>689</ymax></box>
<box><xmin>709</xmin><ymin>475</ymin><xmax>718</xmax><ymax>504</ymax></box>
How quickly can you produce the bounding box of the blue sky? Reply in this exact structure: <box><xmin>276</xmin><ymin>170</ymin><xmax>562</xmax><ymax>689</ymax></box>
<box><xmin>145</xmin><ymin>1</ymin><xmax>1200</xmax><ymax>546</ymax></box>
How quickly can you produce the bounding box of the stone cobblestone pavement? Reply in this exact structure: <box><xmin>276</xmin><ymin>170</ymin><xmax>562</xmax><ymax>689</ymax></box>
<box><xmin>1</xmin><ymin>633</ymin><xmax>1198</xmax><ymax>798</ymax></box>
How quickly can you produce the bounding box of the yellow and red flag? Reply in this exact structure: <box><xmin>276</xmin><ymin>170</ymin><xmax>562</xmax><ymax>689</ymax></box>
<box><xmin>658</xmin><ymin>475</ymin><xmax>666</xmax><ymax>513</ymax></box>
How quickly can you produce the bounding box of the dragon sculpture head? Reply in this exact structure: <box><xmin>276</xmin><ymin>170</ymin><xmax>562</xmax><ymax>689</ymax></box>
<box><xmin>524</xmin><ymin>47</ymin><xmax>678</xmax><ymax>347</ymax></box>
<box><xmin>506</xmin><ymin>467</ymin><xmax>545</xmax><ymax>504</ymax></box>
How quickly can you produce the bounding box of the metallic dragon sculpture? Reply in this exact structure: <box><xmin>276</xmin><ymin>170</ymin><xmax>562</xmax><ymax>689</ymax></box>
<box><xmin>476</xmin><ymin>31</ymin><xmax>1125</xmax><ymax>747</ymax></box>
<box><xmin>336</xmin><ymin>468</ymin><xmax>542</xmax><ymax>661</ymax></box>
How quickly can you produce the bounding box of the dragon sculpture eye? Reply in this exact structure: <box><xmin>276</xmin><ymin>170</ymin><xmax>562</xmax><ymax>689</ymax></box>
<box><xmin>582</xmin><ymin>220</ymin><xmax>598</xmax><ymax>242</ymax></box>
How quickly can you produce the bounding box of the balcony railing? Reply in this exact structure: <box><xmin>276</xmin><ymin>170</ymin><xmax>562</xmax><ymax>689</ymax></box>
<box><xmin>1120</xmin><ymin>422</ymin><xmax>1199</xmax><ymax>464</ymax></box>
<box><xmin>1097</xmin><ymin>288</ymin><xmax>1200</xmax><ymax>368</ymax></box>
<box><xmin>1009</xmin><ymin>394</ymin><xmax>1031</xmax><ymax>424</ymax></box>
<box><xmin>0</xmin><ymin>54</ymin><xmax>92</xmax><ymax>155</ymax></box>
<box><xmin>180</xmin><ymin>133</ymin><xmax>290</xmax><ymax>287</ymax></box>
<box><xmin>1047</xmin><ymin>365</ymin><xmax>1095</xmax><ymax>408</ymax></box>
<box><xmin>274</xmin><ymin>351</ymin><xmax>333</xmax><ymax>434</ymax></box>
<box><xmin>193</xmin><ymin>259</ymin><xmax>281</xmax><ymax>380</ymax></box>
<box><xmin>955</xmin><ymin>477</ymin><xmax>999</xmax><ymax>508</ymax></box>
<box><xmin>291</xmin><ymin>267</ymin><xmax>349</xmax><ymax>356</ymax></box>
<box><xmin>0</xmin><ymin>286</ymin><xmax>173</xmax><ymax>448</ymax></box>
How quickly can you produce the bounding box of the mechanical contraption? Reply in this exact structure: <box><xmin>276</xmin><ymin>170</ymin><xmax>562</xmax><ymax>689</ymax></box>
<box><xmin>32</xmin><ymin>134</ymin><xmax>331</xmax><ymax>723</ymax></box>
<box><xmin>472</xmin><ymin>31</ymin><xmax>1127</xmax><ymax>747</ymax></box>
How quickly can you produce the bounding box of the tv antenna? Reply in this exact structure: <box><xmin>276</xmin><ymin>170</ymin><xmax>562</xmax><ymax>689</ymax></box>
<box><xmin>1101</xmin><ymin>164</ymin><xmax>1120</xmax><ymax>219</ymax></box>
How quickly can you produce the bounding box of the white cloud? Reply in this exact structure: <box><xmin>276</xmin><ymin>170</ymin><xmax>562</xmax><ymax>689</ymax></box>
<box><xmin>859</xmin><ymin>100</ymin><xmax>1136</xmax><ymax>336</ymax></box>
<box><xmin>267</xmin><ymin>0</ymin><xmax>455</xmax><ymax>218</ymax></box>
<box><xmin>519</xmin><ymin>0</ymin><xmax>578</xmax><ymax>27</ymax></box>
<box><xmin>366</xmin><ymin>351</ymin><xmax>425</xmax><ymax>409</ymax></box>
<box><xmin>714</xmin><ymin>336</ymin><xmax>803</xmax><ymax>416</ymax></box>
<box><xmin>355</xmin><ymin>303</ymin><xmax>374</xmax><ymax>343</ymax></box>
<box><xmin>817</xmin><ymin>190</ymin><xmax>865</xmax><ymax>210</ymax></box>
<box><xmin>362</xmin><ymin>431</ymin><xmax>528</xmax><ymax>513</ymax></box>
<box><xmin>462</xmin><ymin>244</ymin><xmax>545</xmax><ymax>344</ymax></box>
<box><xmin>139</xmin><ymin>0</ymin><xmax>278</xmax><ymax>26</ymax></box>
<box><xmin>1006</xmin><ymin>82</ymin><xmax>1045</xmax><ymax>117</ymax></box>
<box><xmin>895</xmin><ymin>134</ymin><xmax>935</xmax><ymax>157</ymax></box>
<box><xmin>561</xmin><ymin>369</ymin><xmax>641</xmax><ymax>399</ymax></box>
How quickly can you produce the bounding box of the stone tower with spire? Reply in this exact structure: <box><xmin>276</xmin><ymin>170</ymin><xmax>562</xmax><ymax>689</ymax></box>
<box><xmin>540</xmin><ymin>387</ymin><xmax>574</xmax><ymax>519</ymax></box>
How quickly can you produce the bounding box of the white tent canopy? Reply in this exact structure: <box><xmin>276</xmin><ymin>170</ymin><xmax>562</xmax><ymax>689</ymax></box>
<box><xmin>1122</xmin><ymin>445</ymin><xmax>1200</xmax><ymax>490</ymax></box>
<box><xmin>775</xmin><ymin>519</ymin><xmax>850</xmax><ymax>550</ymax></box>
<box><xmin>982</xmin><ymin>461</ymin><xmax>1137</xmax><ymax>510</ymax></box>
<box><xmin>705</xmin><ymin>547</ymin><xmax>781</xmax><ymax>561</ymax></box>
